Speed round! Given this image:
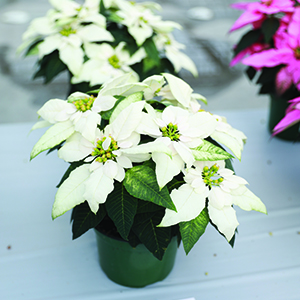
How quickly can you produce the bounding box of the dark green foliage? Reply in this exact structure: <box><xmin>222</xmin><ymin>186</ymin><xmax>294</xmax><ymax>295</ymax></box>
<box><xmin>25</xmin><ymin>39</ymin><xmax>42</xmax><ymax>56</ymax></box>
<box><xmin>246</xmin><ymin>66</ymin><xmax>257</xmax><ymax>81</ymax></box>
<box><xmin>179</xmin><ymin>208</ymin><xmax>210</xmax><ymax>255</ymax></box>
<box><xmin>71</xmin><ymin>201</ymin><xmax>107</xmax><ymax>239</ymax></box>
<box><xmin>33</xmin><ymin>50</ymin><xmax>67</xmax><ymax>84</ymax></box>
<box><xmin>105</xmin><ymin>182</ymin><xmax>138</xmax><ymax>240</ymax></box>
<box><xmin>256</xmin><ymin>66</ymin><xmax>282</xmax><ymax>95</ymax></box>
<box><xmin>132</xmin><ymin>210</ymin><xmax>173</xmax><ymax>260</ymax></box>
<box><xmin>233</xmin><ymin>29</ymin><xmax>262</xmax><ymax>56</ymax></box>
<box><xmin>124</xmin><ymin>165</ymin><xmax>176</xmax><ymax>211</ymax></box>
<box><xmin>261</xmin><ymin>17</ymin><xmax>280</xmax><ymax>44</ymax></box>
<box><xmin>143</xmin><ymin>38</ymin><xmax>161</xmax><ymax>72</ymax></box>
<box><xmin>136</xmin><ymin>199</ymin><xmax>163</xmax><ymax>214</ymax></box>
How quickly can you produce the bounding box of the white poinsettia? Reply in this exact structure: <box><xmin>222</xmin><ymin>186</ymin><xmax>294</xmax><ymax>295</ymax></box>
<box><xmin>38</xmin><ymin>23</ymin><xmax>114</xmax><ymax>76</ymax></box>
<box><xmin>36</xmin><ymin>91</ymin><xmax>113</xmax><ymax>143</ymax></box>
<box><xmin>52</xmin><ymin>101</ymin><xmax>150</xmax><ymax>217</ymax></box>
<box><xmin>159</xmin><ymin>160</ymin><xmax>267</xmax><ymax>241</ymax></box>
<box><xmin>138</xmin><ymin>104</ymin><xmax>217</xmax><ymax>188</ymax></box>
<box><xmin>211</xmin><ymin>115</ymin><xmax>247</xmax><ymax>161</ymax></box>
<box><xmin>116</xmin><ymin>1</ymin><xmax>181</xmax><ymax>46</ymax></box>
<box><xmin>158</xmin><ymin>73</ymin><xmax>207</xmax><ymax>112</ymax></box>
<box><xmin>32</xmin><ymin>73</ymin><xmax>148</xmax><ymax>150</ymax></box>
<box><xmin>19</xmin><ymin>0</ymin><xmax>113</xmax><ymax>76</ymax></box>
<box><xmin>71</xmin><ymin>42</ymin><xmax>146</xmax><ymax>86</ymax></box>
<box><xmin>154</xmin><ymin>33</ymin><xmax>198</xmax><ymax>77</ymax></box>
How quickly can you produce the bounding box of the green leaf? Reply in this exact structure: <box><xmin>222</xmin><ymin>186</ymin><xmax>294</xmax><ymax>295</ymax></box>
<box><xmin>33</xmin><ymin>50</ymin><xmax>67</xmax><ymax>84</ymax></box>
<box><xmin>110</xmin><ymin>91</ymin><xmax>143</xmax><ymax>123</ymax></box>
<box><xmin>246</xmin><ymin>66</ymin><xmax>257</xmax><ymax>81</ymax></box>
<box><xmin>256</xmin><ymin>66</ymin><xmax>282</xmax><ymax>84</ymax></box>
<box><xmin>225</xmin><ymin>158</ymin><xmax>235</xmax><ymax>173</ymax></box>
<box><xmin>108</xmin><ymin>12</ymin><xmax>123</xmax><ymax>23</ymax></box>
<box><xmin>25</xmin><ymin>40</ymin><xmax>42</xmax><ymax>56</ymax></box>
<box><xmin>105</xmin><ymin>182</ymin><xmax>138</xmax><ymax>240</ymax></box>
<box><xmin>30</xmin><ymin>121</ymin><xmax>75</xmax><ymax>160</ymax></box>
<box><xmin>179</xmin><ymin>208</ymin><xmax>210</xmax><ymax>255</ymax></box>
<box><xmin>71</xmin><ymin>202</ymin><xmax>106</xmax><ymax>239</ymax></box>
<box><xmin>167</xmin><ymin>177</ymin><xmax>184</xmax><ymax>193</ymax></box>
<box><xmin>132</xmin><ymin>210</ymin><xmax>172</xmax><ymax>260</ymax></box>
<box><xmin>124</xmin><ymin>165</ymin><xmax>176</xmax><ymax>211</ymax></box>
<box><xmin>142</xmin><ymin>38</ymin><xmax>161</xmax><ymax>73</ymax></box>
<box><xmin>191</xmin><ymin>140</ymin><xmax>234</xmax><ymax>161</ymax></box>
<box><xmin>127</xmin><ymin>230</ymin><xmax>141</xmax><ymax>248</ymax></box>
<box><xmin>136</xmin><ymin>199</ymin><xmax>163</xmax><ymax>214</ymax></box>
<box><xmin>261</xmin><ymin>17</ymin><xmax>280</xmax><ymax>44</ymax></box>
<box><xmin>143</xmin><ymin>38</ymin><xmax>160</xmax><ymax>68</ymax></box>
<box><xmin>99</xmin><ymin>0</ymin><xmax>106</xmax><ymax>14</ymax></box>
<box><xmin>143</xmin><ymin>57</ymin><xmax>159</xmax><ymax>73</ymax></box>
<box><xmin>233</xmin><ymin>29</ymin><xmax>261</xmax><ymax>56</ymax></box>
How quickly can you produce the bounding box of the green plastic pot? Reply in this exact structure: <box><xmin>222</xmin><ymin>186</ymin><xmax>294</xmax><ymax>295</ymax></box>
<box><xmin>268</xmin><ymin>94</ymin><xmax>300</xmax><ymax>141</ymax></box>
<box><xmin>94</xmin><ymin>229</ymin><xmax>178</xmax><ymax>288</ymax></box>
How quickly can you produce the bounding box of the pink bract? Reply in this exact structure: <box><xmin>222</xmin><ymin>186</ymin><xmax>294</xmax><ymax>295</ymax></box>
<box><xmin>230</xmin><ymin>42</ymin><xmax>268</xmax><ymax>67</ymax></box>
<box><xmin>230</xmin><ymin>0</ymin><xmax>295</xmax><ymax>32</ymax></box>
<box><xmin>273</xmin><ymin>96</ymin><xmax>300</xmax><ymax>135</ymax></box>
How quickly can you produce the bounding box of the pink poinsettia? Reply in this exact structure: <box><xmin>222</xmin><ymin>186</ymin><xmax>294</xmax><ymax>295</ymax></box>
<box><xmin>242</xmin><ymin>8</ymin><xmax>300</xmax><ymax>94</ymax></box>
<box><xmin>273</xmin><ymin>96</ymin><xmax>300</xmax><ymax>135</ymax></box>
<box><xmin>230</xmin><ymin>0</ymin><xmax>295</xmax><ymax>32</ymax></box>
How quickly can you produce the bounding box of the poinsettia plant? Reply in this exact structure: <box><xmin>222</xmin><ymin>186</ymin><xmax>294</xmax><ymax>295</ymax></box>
<box><xmin>18</xmin><ymin>0</ymin><xmax>197</xmax><ymax>93</ymax></box>
<box><xmin>230</xmin><ymin>0</ymin><xmax>300</xmax><ymax>135</ymax></box>
<box><xmin>30</xmin><ymin>73</ymin><xmax>266</xmax><ymax>260</ymax></box>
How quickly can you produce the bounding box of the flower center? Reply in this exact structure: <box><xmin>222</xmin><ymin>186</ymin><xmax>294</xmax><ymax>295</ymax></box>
<box><xmin>108</xmin><ymin>55</ymin><xmax>121</xmax><ymax>69</ymax></box>
<box><xmin>91</xmin><ymin>136</ymin><xmax>119</xmax><ymax>163</ymax></box>
<box><xmin>60</xmin><ymin>27</ymin><xmax>77</xmax><ymax>37</ymax></box>
<box><xmin>71</xmin><ymin>96</ymin><xmax>95</xmax><ymax>112</ymax></box>
<box><xmin>202</xmin><ymin>164</ymin><xmax>224</xmax><ymax>187</ymax></box>
<box><xmin>161</xmin><ymin>123</ymin><xmax>180</xmax><ymax>141</ymax></box>
<box><xmin>294</xmin><ymin>47</ymin><xmax>300</xmax><ymax>59</ymax></box>
<box><xmin>262</xmin><ymin>0</ymin><xmax>272</xmax><ymax>6</ymax></box>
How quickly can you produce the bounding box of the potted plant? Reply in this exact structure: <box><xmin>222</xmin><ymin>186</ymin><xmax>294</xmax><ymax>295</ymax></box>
<box><xmin>18</xmin><ymin>0</ymin><xmax>198</xmax><ymax>94</ymax></box>
<box><xmin>230</xmin><ymin>0</ymin><xmax>300</xmax><ymax>140</ymax></box>
<box><xmin>30</xmin><ymin>73</ymin><xmax>267</xmax><ymax>287</ymax></box>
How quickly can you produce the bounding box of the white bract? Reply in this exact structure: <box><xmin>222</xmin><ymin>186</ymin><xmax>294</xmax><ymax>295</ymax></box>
<box><xmin>154</xmin><ymin>33</ymin><xmax>198</xmax><ymax>77</ymax></box>
<box><xmin>71</xmin><ymin>42</ymin><xmax>146</xmax><ymax>86</ymax></box>
<box><xmin>159</xmin><ymin>73</ymin><xmax>207</xmax><ymax>112</ymax></box>
<box><xmin>144</xmin><ymin>104</ymin><xmax>217</xmax><ymax>188</ymax></box>
<box><xmin>30</xmin><ymin>73</ymin><xmax>148</xmax><ymax>159</ymax></box>
<box><xmin>38</xmin><ymin>24</ymin><xmax>113</xmax><ymax>76</ymax></box>
<box><xmin>53</xmin><ymin>101</ymin><xmax>149</xmax><ymax>216</ymax></box>
<box><xmin>160</xmin><ymin>160</ymin><xmax>267</xmax><ymax>241</ymax></box>
<box><xmin>211</xmin><ymin>115</ymin><xmax>247</xmax><ymax>160</ymax></box>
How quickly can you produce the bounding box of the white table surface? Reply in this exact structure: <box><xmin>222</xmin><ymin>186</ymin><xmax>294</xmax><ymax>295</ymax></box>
<box><xmin>1</xmin><ymin>108</ymin><xmax>300</xmax><ymax>300</ymax></box>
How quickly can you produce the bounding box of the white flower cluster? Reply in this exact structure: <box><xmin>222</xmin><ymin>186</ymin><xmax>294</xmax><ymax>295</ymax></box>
<box><xmin>19</xmin><ymin>0</ymin><xmax>197</xmax><ymax>86</ymax></box>
<box><xmin>31</xmin><ymin>73</ymin><xmax>266</xmax><ymax>242</ymax></box>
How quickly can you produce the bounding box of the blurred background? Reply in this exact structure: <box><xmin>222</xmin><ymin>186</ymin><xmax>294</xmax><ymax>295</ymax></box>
<box><xmin>0</xmin><ymin>0</ymin><xmax>269</xmax><ymax>123</ymax></box>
